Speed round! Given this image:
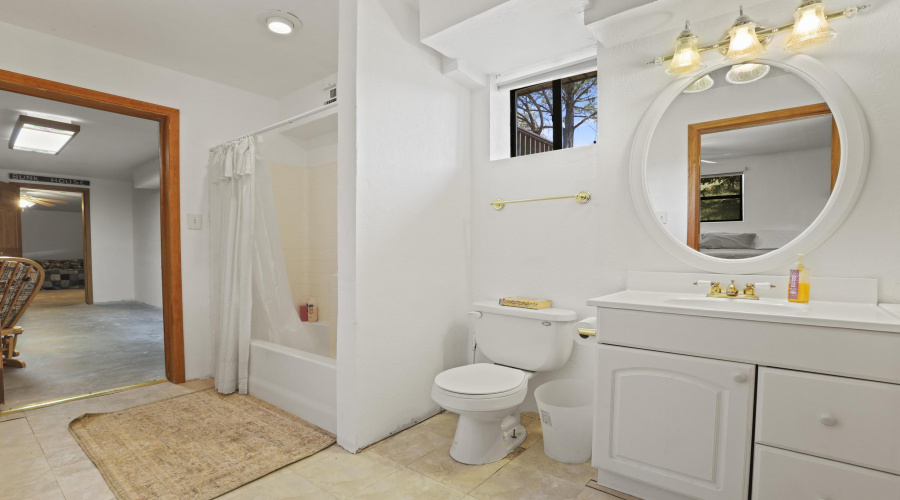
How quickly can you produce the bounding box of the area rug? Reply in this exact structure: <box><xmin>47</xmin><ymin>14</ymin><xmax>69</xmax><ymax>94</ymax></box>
<box><xmin>69</xmin><ymin>388</ymin><xmax>335</xmax><ymax>500</ymax></box>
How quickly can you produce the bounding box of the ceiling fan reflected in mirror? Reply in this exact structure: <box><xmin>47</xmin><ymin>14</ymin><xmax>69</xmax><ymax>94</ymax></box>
<box><xmin>19</xmin><ymin>194</ymin><xmax>68</xmax><ymax>209</ymax></box>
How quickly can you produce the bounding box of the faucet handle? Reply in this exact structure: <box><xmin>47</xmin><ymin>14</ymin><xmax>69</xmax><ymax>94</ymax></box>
<box><xmin>742</xmin><ymin>282</ymin><xmax>775</xmax><ymax>296</ymax></box>
<box><xmin>726</xmin><ymin>280</ymin><xmax>739</xmax><ymax>296</ymax></box>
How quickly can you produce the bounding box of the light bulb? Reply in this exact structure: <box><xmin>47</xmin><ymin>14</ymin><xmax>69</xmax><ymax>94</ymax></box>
<box><xmin>785</xmin><ymin>0</ymin><xmax>836</xmax><ymax>51</ymax></box>
<box><xmin>667</xmin><ymin>22</ymin><xmax>705</xmax><ymax>76</ymax></box>
<box><xmin>725</xmin><ymin>7</ymin><xmax>767</xmax><ymax>61</ymax></box>
<box><xmin>19</xmin><ymin>198</ymin><xmax>34</xmax><ymax>208</ymax></box>
<box><xmin>267</xmin><ymin>17</ymin><xmax>294</xmax><ymax>35</ymax></box>
<box><xmin>726</xmin><ymin>63</ymin><xmax>771</xmax><ymax>84</ymax></box>
<box><xmin>683</xmin><ymin>74</ymin><xmax>715</xmax><ymax>93</ymax></box>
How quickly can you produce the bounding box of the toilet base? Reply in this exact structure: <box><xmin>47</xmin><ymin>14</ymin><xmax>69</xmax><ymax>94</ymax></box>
<box><xmin>449</xmin><ymin>409</ymin><xmax>526</xmax><ymax>465</ymax></box>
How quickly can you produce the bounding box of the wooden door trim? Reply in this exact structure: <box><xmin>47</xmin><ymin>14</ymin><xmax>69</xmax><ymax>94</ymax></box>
<box><xmin>0</xmin><ymin>69</ymin><xmax>185</xmax><ymax>383</ymax></box>
<box><xmin>686</xmin><ymin>103</ymin><xmax>836</xmax><ymax>250</ymax></box>
<box><xmin>12</xmin><ymin>183</ymin><xmax>93</xmax><ymax>304</ymax></box>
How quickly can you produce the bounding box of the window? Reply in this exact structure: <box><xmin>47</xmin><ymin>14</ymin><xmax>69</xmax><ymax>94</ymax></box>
<box><xmin>700</xmin><ymin>174</ymin><xmax>743</xmax><ymax>222</ymax></box>
<box><xmin>511</xmin><ymin>70</ymin><xmax>597</xmax><ymax>157</ymax></box>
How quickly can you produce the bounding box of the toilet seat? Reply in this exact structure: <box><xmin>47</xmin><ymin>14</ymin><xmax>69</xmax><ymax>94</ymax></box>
<box><xmin>432</xmin><ymin>364</ymin><xmax>529</xmax><ymax>413</ymax></box>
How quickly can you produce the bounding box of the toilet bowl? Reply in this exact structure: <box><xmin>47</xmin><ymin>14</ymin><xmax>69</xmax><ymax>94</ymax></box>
<box><xmin>432</xmin><ymin>301</ymin><xmax>577</xmax><ymax>465</ymax></box>
<box><xmin>431</xmin><ymin>363</ymin><xmax>533</xmax><ymax>465</ymax></box>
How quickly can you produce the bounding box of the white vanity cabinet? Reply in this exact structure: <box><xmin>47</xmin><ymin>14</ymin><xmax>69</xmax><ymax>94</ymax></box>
<box><xmin>595</xmin><ymin>346</ymin><xmax>754</xmax><ymax>500</ymax></box>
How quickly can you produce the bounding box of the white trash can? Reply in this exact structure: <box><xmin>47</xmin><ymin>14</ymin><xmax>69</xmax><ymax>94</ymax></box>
<box><xmin>533</xmin><ymin>379</ymin><xmax>593</xmax><ymax>463</ymax></box>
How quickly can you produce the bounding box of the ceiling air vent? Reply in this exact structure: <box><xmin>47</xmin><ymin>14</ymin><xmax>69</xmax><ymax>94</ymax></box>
<box><xmin>323</xmin><ymin>83</ymin><xmax>337</xmax><ymax>105</ymax></box>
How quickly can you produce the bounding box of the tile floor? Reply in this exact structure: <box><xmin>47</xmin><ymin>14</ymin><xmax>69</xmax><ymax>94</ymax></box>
<box><xmin>0</xmin><ymin>380</ymin><xmax>629</xmax><ymax>500</ymax></box>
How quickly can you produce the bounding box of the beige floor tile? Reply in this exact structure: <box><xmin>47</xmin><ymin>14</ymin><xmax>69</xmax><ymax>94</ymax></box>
<box><xmin>29</xmin><ymin>418</ymin><xmax>80</xmax><ymax>454</ymax></box>
<box><xmin>576</xmin><ymin>486</ymin><xmax>627</xmax><ymax>499</ymax></box>
<box><xmin>521</xmin><ymin>415</ymin><xmax>543</xmax><ymax>449</ymax></box>
<box><xmin>180</xmin><ymin>378</ymin><xmax>215</xmax><ymax>392</ymax></box>
<box><xmin>417</xmin><ymin>412</ymin><xmax>459</xmax><ymax>438</ymax></box>
<box><xmin>369</xmin><ymin>426</ymin><xmax>452</xmax><ymax>466</ymax></box>
<box><xmin>291</xmin><ymin>446</ymin><xmax>404</xmax><ymax>499</ymax></box>
<box><xmin>0</xmin><ymin>455</ymin><xmax>61</xmax><ymax>500</ymax></box>
<box><xmin>50</xmin><ymin>454</ymin><xmax>114</xmax><ymax>500</ymax></box>
<box><xmin>218</xmin><ymin>468</ymin><xmax>336</xmax><ymax>500</ymax></box>
<box><xmin>93</xmin><ymin>383</ymin><xmax>180</xmax><ymax>411</ymax></box>
<box><xmin>0</xmin><ymin>412</ymin><xmax>27</xmax><ymax>422</ymax></box>
<box><xmin>469</xmin><ymin>461</ymin><xmax>584</xmax><ymax>500</ymax></box>
<box><xmin>408</xmin><ymin>446</ymin><xmax>509</xmax><ymax>494</ymax></box>
<box><xmin>25</xmin><ymin>398</ymin><xmax>110</xmax><ymax>428</ymax></box>
<box><xmin>0</xmin><ymin>418</ymin><xmax>45</xmax><ymax>466</ymax></box>
<box><xmin>510</xmin><ymin>439</ymin><xmax>596</xmax><ymax>486</ymax></box>
<box><xmin>351</xmin><ymin>468</ymin><xmax>465</xmax><ymax>500</ymax></box>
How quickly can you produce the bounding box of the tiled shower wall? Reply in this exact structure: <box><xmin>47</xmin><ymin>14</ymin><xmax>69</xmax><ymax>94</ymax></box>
<box><xmin>269</xmin><ymin>160</ymin><xmax>338</xmax><ymax>357</ymax></box>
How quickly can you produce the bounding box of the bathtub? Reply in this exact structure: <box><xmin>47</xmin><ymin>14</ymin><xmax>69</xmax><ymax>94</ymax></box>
<box><xmin>248</xmin><ymin>338</ymin><xmax>337</xmax><ymax>434</ymax></box>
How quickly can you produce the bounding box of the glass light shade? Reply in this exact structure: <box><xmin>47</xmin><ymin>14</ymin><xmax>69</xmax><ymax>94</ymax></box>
<box><xmin>267</xmin><ymin>17</ymin><xmax>293</xmax><ymax>34</ymax></box>
<box><xmin>12</xmin><ymin>124</ymin><xmax>76</xmax><ymax>154</ymax></box>
<box><xmin>667</xmin><ymin>28</ymin><xmax>705</xmax><ymax>76</ymax></box>
<box><xmin>683</xmin><ymin>74</ymin><xmax>715</xmax><ymax>93</ymax></box>
<box><xmin>726</xmin><ymin>22</ymin><xmax>767</xmax><ymax>61</ymax></box>
<box><xmin>19</xmin><ymin>198</ymin><xmax>35</xmax><ymax>208</ymax></box>
<box><xmin>726</xmin><ymin>63</ymin><xmax>771</xmax><ymax>84</ymax></box>
<box><xmin>785</xmin><ymin>1</ymin><xmax>836</xmax><ymax>50</ymax></box>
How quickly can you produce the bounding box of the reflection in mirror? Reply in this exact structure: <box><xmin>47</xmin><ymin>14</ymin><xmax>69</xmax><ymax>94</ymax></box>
<box><xmin>647</xmin><ymin>65</ymin><xmax>840</xmax><ymax>259</ymax></box>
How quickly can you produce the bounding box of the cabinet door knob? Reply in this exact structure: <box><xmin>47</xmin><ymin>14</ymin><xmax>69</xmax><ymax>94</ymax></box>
<box><xmin>733</xmin><ymin>373</ymin><xmax>748</xmax><ymax>384</ymax></box>
<box><xmin>819</xmin><ymin>414</ymin><xmax>837</xmax><ymax>427</ymax></box>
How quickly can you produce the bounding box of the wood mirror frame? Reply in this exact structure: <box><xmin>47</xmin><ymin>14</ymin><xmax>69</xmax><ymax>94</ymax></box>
<box><xmin>686</xmin><ymin>102</ymin><xmax>841</xmax><ymax>251</ymax></box>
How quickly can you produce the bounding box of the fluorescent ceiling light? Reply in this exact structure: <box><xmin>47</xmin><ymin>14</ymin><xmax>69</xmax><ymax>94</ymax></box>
<box><xmin>267</xmin><ymin>16</ymin><xmax>293</xmax><ymax>34</ymax></box>
<box><xmin>9</xmin><ymin>114</ymin><xmax>80</xmax><ymax>155</ymax></box>
<box><xmin>700</xmin><ymin>159</ymin><xmax>717</xmax><ymax>164</ymax></box>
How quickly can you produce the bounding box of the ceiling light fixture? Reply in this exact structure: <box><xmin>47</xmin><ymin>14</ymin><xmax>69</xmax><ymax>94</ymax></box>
<box><xmin>683</xmin><ymin>74</ymin><xmax>715</xmax><ymax>93</ymax></box>
<box><xmin>785</xmin><ymin>0</ymin><xmax>837</xmax><ymax>50</ymax></box>
<box><xmin>9</xmin><ymin>113</ymin><xmax>81</xmax><ymax>155</ymax></box>
<box><xmin>651</xmin><ymin>2</ymin><xmax>869</xmax><ymax>74</ymax></box>
<box><xmin>666</xmin><ymin>22</ymin><xmax>705</xmax><ymax>75</ymax></box>
<box><xmin>726</xmin><ymin>63</ymin><xmax>771</xmax><ymax>84</ymax></box>
<box><xmin>19</xmin><ymin>198</ymin><xmax>35</xmax><ymax>208</ymax></box>
<box><xmin>257</xmin><ymin>10</ymin><xmax>302</xmax><ymax>36</ymax></box>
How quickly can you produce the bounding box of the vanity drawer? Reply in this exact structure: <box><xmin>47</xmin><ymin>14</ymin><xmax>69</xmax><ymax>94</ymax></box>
<box><xmin>756</xmin><ymin>368</ymin><xmax>900</xmax><ymax>474</ymax></box>
<box><xmin>752</xmin><ymin>445</ymin><xmax>900</xmax><ymax>500</ymax></box>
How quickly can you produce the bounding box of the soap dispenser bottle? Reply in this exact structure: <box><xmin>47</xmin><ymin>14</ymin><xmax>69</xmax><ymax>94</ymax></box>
<box><xmin>788</xmin><ymin>254</ymin><xmax>810</xmax><ymax>303</ymax></box>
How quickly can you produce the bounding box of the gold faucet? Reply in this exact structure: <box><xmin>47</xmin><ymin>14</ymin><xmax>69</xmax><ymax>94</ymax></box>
<box><xmin>696</xmin><ymin>280</ymin><xmax>775</xmax><ymax>300</ymax></box>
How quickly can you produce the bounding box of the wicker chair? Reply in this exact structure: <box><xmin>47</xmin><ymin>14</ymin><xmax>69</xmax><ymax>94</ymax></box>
<box><xmin>0</xmin><ymin>257</ymin><xmax>45</xmax><ymax>404</ymax></box>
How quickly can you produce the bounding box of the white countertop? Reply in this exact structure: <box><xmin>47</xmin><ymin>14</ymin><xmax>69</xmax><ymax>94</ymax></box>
<box><xmin>588</xmin><ymin>290</ymin><xmax>900</xmax><ymax>333</ymax></box>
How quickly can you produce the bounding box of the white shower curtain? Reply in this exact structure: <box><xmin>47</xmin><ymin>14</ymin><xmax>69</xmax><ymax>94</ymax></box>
<box><xmin>208</xmin><ymin>135</ymin><xmax>317</xmax><ymax>395</ymax></box>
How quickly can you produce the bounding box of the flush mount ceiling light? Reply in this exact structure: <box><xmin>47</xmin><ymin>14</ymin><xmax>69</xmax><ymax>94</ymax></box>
<box><xmin>683</xmin><ymin>74</ymin><xmax>715</xmax><ymax>93</ymax></box>
<box><xmin>666</xmin><ymin>22</ymin><xmax>705</xmax><ymax>75</ymax></box>
<box><xmin>9</xmin><ymin>113</ymin><xmax>81</xmax><ymax>155</ymax></box>
<box><xmin>785</xmin><ymin>0</ymin><xmax>837</xmax><ymax>50</ymax></box>
<box><xmin>651</xmin><ymin>2</ymin><xmax>870</xmax><ymax>75</ymax></box>
<box><xmin>257</xmin><ymin>10</ymin><xmax>302</xmax><ymax>36</ymax></box>
<box><xmin>726</xmin><ymin>63</ymin><xmax>771</xmax><ymax>84</ymax></box>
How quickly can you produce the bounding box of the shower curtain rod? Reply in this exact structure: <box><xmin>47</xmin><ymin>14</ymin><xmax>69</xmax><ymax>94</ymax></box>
<box><xmin>210</xmin><ymin>101</ymin><xmax>338</xmax><ymax>151</ymax></box>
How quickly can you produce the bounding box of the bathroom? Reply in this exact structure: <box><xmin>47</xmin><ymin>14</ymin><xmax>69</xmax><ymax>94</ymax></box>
<box><xmin>0</xmin><ymin>0</ymin><xmax>898</xmax><ymax>499</ymax></box>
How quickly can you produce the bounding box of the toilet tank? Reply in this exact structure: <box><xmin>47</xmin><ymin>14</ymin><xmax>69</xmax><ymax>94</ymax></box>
<box><xmin>472</xmin><ymin>301</ymin><xmax>577</xmax><ymax>372</ymax></box>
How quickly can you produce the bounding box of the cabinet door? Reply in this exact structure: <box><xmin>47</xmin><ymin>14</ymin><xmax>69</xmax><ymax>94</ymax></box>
<box><xmin>594</xmin><ymin>345</ymin><xmax>755</xmax><ymax>500</ymax></box>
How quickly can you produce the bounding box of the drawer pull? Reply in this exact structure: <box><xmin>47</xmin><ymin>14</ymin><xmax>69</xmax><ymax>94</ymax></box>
<box><xmin>819</xmin><ymin>414</ymin><xmax>837</xmax><ymax>427</ymax></box>
<box><xmin>733</xmin><ymin>372</ymin><xmax>748</xmax><ymax>384</ymax></box>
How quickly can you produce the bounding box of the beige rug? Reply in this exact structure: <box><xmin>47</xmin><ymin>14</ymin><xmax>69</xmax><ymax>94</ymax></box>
<box><xmin>69</xmin><ymin>388</ymin><xmax>335</xmax><ymax>500</ymax></box>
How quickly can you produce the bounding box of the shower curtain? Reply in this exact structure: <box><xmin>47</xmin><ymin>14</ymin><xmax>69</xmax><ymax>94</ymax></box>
<box><xmin>208</xmin><ymin>135</ymin><xmax>316</xmax><ymax>394</ymax></box>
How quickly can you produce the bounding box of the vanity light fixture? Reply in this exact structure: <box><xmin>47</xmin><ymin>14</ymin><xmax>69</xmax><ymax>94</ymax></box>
<box><xmin>651</xmin><ymin>2</ymin><xmax>870</xmax><ymax>75</ymax></box>
<box><xmin>9</xmin><ymin>113</ymin><xmax>80</xmax><ymax>155</ymax></box>
<box><xmin>683</xmin><ymin>74</ymin><xmax>715</xmax><ymax>93</ymax></box>
<box><xmin>666</xmin><ymin>22</ymin><xmax>705</xmax><ymax>75</ymax></box>
<box><xmin>785</xmin><ymin>0</ymin><xmax>837</xmax><ymax>50</ymax></box>
<box><xmin>726</xmin><ymin>63</ymin><xmax>771</xmax><ymax>84</ymax></box>
<box><xmin>18</xmin><ymin>198</ymin><xmax>35</xmax><ymax>209</ymax></box>
<box><xmin>725</xmin><ymin>7</ymin><xmax>768</xmax><ymax>61</ymax></box>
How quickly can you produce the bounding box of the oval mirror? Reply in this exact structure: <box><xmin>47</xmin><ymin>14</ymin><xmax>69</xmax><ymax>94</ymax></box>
<box><xmin>631</xmin><ymin>55</ymin><xmax>869</xmax><ymax>273</ymax></box>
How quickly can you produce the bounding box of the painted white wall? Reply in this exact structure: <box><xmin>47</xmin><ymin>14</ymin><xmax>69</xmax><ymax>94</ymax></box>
<box><xmin>132</xmin><ymin>187</ymin><xmax>162</xmax><ymax>308</ymax></box>
<box><xmin>418</xmin><ymin>0</ymin><xmax>506</xmax><ymax>39</ymax></box>
<box><xmin>278</xmin><ymin>73</ymin><xmax>338</xmax><ymax>120</ymax></box>
<box><xmin>470</xmin><ymin>0</ymin><xmax>900</xmax><ymax>413</ymax></box>
<box><xmin>0</xmin><ymin>22</ymin><xmax>280</xmax><ymax>379</ymax></box>
<box><xmin>698</xmin><ymin>147</ymin><xmax>832</xmax><ymax>246</ymax></box>
<box><xmin>132</xmin><ymin>156</ymin><xmax>160</xmax><ymax>189</ymax></box>
<box><xmin>337</xmin><ymin>0</ymin><xmax>471</xmax><ymax>451</ymax></box>
<box><xmin>21</xmin><ymin>210</ymin><xmax>83</xmax><ymax>260</ymax></box>
<box><xmin>1</xmin><ymin>168</ymin><xmax>136</xmax><ymax>302</ymax></box>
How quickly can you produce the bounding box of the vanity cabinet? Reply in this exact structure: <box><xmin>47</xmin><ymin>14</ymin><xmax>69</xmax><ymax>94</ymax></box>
<box><xmin>595</xmin><ymin>346</ymin><xmax>754</xmax><ymax>500</ymax></box>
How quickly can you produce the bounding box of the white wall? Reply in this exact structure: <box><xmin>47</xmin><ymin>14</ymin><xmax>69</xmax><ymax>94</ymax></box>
<box><xmin>2</xmin><ymin>168</ymin><xmax>136</xmax><ymax>302</ymax></box>
<box><xmin>337</xmin><ymin>0</ymin><xmax>471</xmax><ymax>451</ymax></box>
<box><xmin>470</xmin><ymin>0</ymin><xmax>900</xmax><ymax>412</ymax></box>
<box><xmin>21</xmin><ymin>210</ymin><xmax>83</xmax><ymax>260</ymax></box>
<box><xmin>0</xmin><ymin>22</ymin><xmax>280</xmax><ymax>379</ymax></box>
<box><xmin>278</xmin><ymin>73</ymin><xmax>338</xmax><ymax>120</ymax></box>
<box><xmin>132</xmin><ymin>187</ymin><xmax>162</xmax><ymax>308</ymax></box>
<box><xmin>699</xmin><ymin>147</ymin><xmax>832</xmax><ymax>246</ymax></box>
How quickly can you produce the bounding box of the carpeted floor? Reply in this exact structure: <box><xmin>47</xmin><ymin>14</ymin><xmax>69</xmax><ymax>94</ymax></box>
<box><xmin>70</xmin><ymin>388</ymin><xmax>336</xmax><ymax>500</ymax></box>
<box><xmin>1</xmin><ymin>289</ymin><xmax>165</xmax><ymax>410</ymax></box>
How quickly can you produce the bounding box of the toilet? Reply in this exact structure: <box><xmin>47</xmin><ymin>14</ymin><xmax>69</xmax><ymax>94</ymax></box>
<box><xmin>431</xmin><ymin>301</ymin><xmax>577</xmax><ymax>465</ymax></box>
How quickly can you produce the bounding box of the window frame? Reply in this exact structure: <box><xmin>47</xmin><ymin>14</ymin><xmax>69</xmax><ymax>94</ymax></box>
<box><xmin>699</xmin><ymin>173</ymin><xmax>744</xmax><ymax>223</ymax></box>
<box><xmin>510</xmin><ymin>70</ymin><xmax>596</xmax><ymax>158</ymax></box>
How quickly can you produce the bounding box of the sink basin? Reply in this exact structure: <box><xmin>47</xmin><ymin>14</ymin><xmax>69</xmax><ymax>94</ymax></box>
<box><xmin>663</xmin><ymin>297</ymin><xmax>812</xmax><ymax>315</ymax></box>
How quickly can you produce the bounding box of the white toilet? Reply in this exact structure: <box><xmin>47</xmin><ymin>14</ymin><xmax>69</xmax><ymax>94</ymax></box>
<box><xmin>431</xmin><ymin>301</ymin><xmax>577</xmax><ymax>465</ymax></box>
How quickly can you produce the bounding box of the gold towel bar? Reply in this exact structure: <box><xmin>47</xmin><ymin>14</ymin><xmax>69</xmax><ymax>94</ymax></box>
<box><xmin>491</xmin><ymin>191</ymin><xmax>591</xmax><ymax>211</ymax></box>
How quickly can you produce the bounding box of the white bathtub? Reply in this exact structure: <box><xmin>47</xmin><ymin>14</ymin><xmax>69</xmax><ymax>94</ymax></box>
<box><xmin>248</xmin><ymin>339</ymin><xmax>337</xmax><ymax>434</ymax></box>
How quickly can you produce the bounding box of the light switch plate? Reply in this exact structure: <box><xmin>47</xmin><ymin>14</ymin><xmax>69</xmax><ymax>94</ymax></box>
<box><xmin>657</xmin><ymin>211</ymin><xmax>668</xmax><ymax>224</ymax></box>
<box><xmin>187</xmin><ymin>213</ymin><xmax>202</xmax><ymax>230</ymax></box>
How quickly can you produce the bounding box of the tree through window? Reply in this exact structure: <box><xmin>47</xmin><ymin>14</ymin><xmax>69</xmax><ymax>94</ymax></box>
<box><xmin>512</xmin><ymin>70</ymin><xmax>597</xmax><ymax>157</ymax></box>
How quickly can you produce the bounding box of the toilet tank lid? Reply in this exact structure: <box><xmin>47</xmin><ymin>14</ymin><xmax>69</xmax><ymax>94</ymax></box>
<box><xmin>473</xmin><ymin>301</ymin><xmax>577</xmax><ymax>321</ymax></box>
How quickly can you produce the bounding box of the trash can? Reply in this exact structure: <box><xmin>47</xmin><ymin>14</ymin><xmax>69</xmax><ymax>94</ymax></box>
<box><xmin>533</xmin><ymin>379</ymin><xmax>593</xmax><ymax>463</ymax></box>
